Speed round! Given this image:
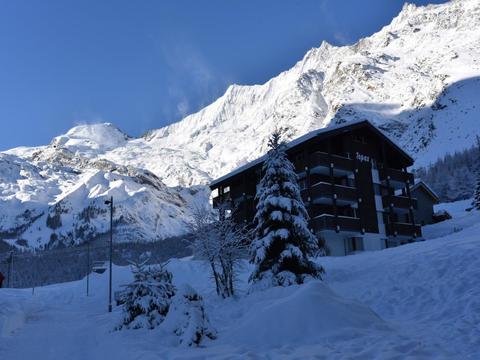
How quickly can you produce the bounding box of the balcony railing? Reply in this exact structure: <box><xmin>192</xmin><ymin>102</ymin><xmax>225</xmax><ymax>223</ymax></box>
<box><xmin>379</xmin><ymin>167</ymin><xmax>414</xmax><ymax>185</ymax></box>
<box><xmin>382</xmin><ymin>195</ymin><xmax>417</xmax><ymax>210</ymax></box>
<box><xmin>387</xmin><ymin>222</ymin><xmax>422</xmax><ymax>238</ymax></box>
<box><xmin>212</xmin><ymin>195</ymin><xmax>226</xmax><ymax>208</ymax></box>
<box><xmin>302</xmin><ymin>182</ymin><xmax>357</xmax><ymax>204</ymax></box>
<box><xmin>309</xmin><ymin>152</ymin><xmax>355</xmax><ymax>173</ymax></box>
<box><xmin>310</xmin><ymin>214</ymin><xmax>361</xmax><ymax>233</ymax></box>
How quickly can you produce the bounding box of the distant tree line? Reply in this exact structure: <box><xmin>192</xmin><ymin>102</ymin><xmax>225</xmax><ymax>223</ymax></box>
<box><xmin>415</xmin><ymin>142</ymin><xmax>480</xmax><ymax>203</ymax></box>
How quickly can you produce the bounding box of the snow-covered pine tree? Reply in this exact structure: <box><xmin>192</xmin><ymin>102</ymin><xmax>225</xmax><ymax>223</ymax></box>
<box><xmin>162</xmin><ymin>284</ymin><xmax>217</xmax><ymax>347</ymax></box>
<box><xmin>118</xmin><ymin>260</ymin><xmax>176</xmax><ymax>330</ymax></box>
<box><xmin>473</xmin><ymin>135</ymin><xmax>480</xmax><ymax>210</ymax></box>
<box><xmin>249</xmin><ymin>129</ymin><xmax>324</xmax><ymax>289</ymax></box>
<box><xmin>473</xmin><ymin>175</ymin><xmax>480</xmax><ymax>210</ymax></box>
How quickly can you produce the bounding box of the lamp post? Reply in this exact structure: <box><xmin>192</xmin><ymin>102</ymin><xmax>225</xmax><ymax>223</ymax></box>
<box><xmin>104</xmin><ymin>196</ymin><xmax>113</xmax><ymax>313</ymax></box>
<box><xmin>86</xmin><ymin>241</ymin><xmax>91</xmax><ymax>297</ymax></box>
<box><xmin>7</xmin><ymin>251</ymin><xmax>13</xmax><ymax>288</ymax></box>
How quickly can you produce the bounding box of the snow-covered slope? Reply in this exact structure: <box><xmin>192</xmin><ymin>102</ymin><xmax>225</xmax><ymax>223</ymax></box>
<box><xmin>1</xmin><ymin>204</ymin><xmax>479</xmax><ymax>358</ymax></box>
<box><xmin>1</xmin><ymin>0</ymin><xmax>479</xmax><ymax>248</ymax></box>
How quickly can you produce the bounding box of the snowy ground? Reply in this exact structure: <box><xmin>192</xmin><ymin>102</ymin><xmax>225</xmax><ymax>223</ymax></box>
<box><xmin>1</xmin><ymin>201</ymin><xmax>479</xmax><ymax>359</ymax></box>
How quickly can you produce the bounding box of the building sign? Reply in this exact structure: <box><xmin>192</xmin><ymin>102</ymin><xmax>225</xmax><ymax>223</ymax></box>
<box><xmin>356</xmin><ymin>152</ymin><xmax>370</xmax><ymax>163</ymax></box>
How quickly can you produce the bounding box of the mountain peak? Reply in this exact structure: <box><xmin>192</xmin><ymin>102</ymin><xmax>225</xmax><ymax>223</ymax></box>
<box><xmin>51</xmin><ymin>122</ymin><xmax>131</xmax><ymax>157</ymax></box>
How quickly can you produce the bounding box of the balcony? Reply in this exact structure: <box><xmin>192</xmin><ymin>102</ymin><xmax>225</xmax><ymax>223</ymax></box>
<box><xmin>212</xmin><ymin>191</ymin><xmax>237</xmax><ymax>208</ymax></box>
<box><xmin>310</xmin><ymin>214</ymin><xmax>361</xmax><ymax>233</ymax></box>
<box><xmin>307</xmin><ymin>152</ymin><xmax>355</xmax><ymax>177</ymax></box>
<box><xmin>302</xmin><ymin>182</ymin><xmax>357</xmax><ymax>205</ymax></box>
<box><xmin>379</xmin><ymin>168</ymin><xmax>414</xmax><ymax>189</ymax></box>
<box><xmin>387</xmin><ymin>222</ymin><xmax>422</xmax><ymax>238</ymax></box>
<box><xmin>382</xmin><ymin>195</ymin><xmax>417</xmax><ymax>211</ymax></box>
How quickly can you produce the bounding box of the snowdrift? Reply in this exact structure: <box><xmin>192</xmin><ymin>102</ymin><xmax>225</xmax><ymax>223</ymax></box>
<box><xmin>0</xmin><ymin>290</ymin><xmax>27</xmax><ymax>338</ymax></box>
<box><xmin>223</xmin><ymin>281</ymin><xmax>387</xmax><ymax>348</ymax></box>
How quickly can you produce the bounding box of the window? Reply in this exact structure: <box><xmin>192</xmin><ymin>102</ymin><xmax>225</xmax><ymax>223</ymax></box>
<box><xmin>381</xmin><ymin>187</ymin><xmax>391</xmax><ymax>197</ymax></box>
<box><xmin>346</xmin><ymin>237</ymin><xmax>364</xmax><ymax>254</ymax></box>
<box><xmin>211</xmin><ymin>188</ymin><xmax>219</xmax><ymax>198</ymax></box>
<box><xmin>223</xmin><ymin>186</ymin><xmax>230</xmax><ymax>194</ymax></box>
<box><xmin>354</xmin><ymin>135</ymin><xmax>367</xmax><ymax>144</ymax></box>
<box><xmin>383</xmin><ymin>213</ymin><xmax>390</xmax><ymax>225</ymax></box>
<box><xmin>373</xmin><ymin>184</ymin><xmax>382</xmax><ymax>196</ymax></box>
<box><xmin>233</xmin><ymin>197</ymin><xmax>243</xmax><ymax>206</ymax></box>
<box><xmin>386</xmin><ymin>239</ymin><xmax>398</xmax><ymax>248</ymax></box>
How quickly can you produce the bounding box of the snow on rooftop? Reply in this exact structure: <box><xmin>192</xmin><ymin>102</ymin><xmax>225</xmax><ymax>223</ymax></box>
<box><xmin>411</xmin><ymin>180</ymin><xmax>440</xmax><ymax>202</ymax></box>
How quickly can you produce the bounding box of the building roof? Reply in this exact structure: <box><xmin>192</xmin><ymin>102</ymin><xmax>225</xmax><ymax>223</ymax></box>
<box><xmin>210</xmin><ymin>119</ymin><xmax>413</xmax><ymax>188</ymax></box>
<box><xmin>410</xmin><ymin>181</ymin><xmax>440</xmax><ymax>204</ymax></box>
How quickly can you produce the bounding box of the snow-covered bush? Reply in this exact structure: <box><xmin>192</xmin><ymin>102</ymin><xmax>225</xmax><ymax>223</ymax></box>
<box><xmin>117</xmin><ymin>260</ymin><xmax>176</xmax><ymax>330</ymax></box>
<box><xmin>162</xmin><ymin>284</ymin><xmax>217</xmax><ymax>347</ymax></box>
<box><xmin>250</xmin><ymin>129</ymin><xmax>324</xmax><ymax>290</ymax></box>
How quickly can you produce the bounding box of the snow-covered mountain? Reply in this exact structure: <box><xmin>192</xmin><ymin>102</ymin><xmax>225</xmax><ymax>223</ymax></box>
<box><xmin>103</xmin><ymin>0</ymin><xmax>479</xmax><ymax>186</ymax></box>
<box><xmin>0</xmin><ymin>124</ymin><xmax>208</xmax><ymax>249</ymax></box>
<box><xmin>2</xmin><ymin>0</ymin><xmax>480</xmax><ymax>249</ymax></box>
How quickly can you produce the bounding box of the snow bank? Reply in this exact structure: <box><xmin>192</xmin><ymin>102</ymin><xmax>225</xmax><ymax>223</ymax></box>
<box><xmin>3</xmin><ymin>201</ymin><xmax>480</xmax><ymax>359</ymax></box>
<box><xmin>422</xmin><ymin>199</ymin><xmax>476</xmax><ymax>240</ymax></box>
<box><xmin>434</xmin><ymin>198</ymin><xmax>473</xmax><ymax>217</ymax></box>
<box><xmin>0</xmin><ymin>291</ymin><xmax>27</xmax><ymax>337</ymax></box>
<box><xmin>223</xmin><ymin>281</ymin><xmax>387</xmax><ymax>348</ymax></box>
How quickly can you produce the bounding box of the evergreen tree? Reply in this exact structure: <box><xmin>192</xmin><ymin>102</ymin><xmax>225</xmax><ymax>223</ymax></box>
<box><xmin>415</xmin><ymin>142</ymin><xmax>480</xmax><ymax>202</ymax></box>
<box><xmin>162</xmin><ymin>284</ymin><xmax>217</xmax><ymax>347</ymax></box>
<box><xmin>473</xmin><ymin>136</ymin><xmax>480</xmax><ymax>210</ymax></box>
<box><xmin>118</xmin><ymin>260</ymin><xmax>176</xmax><ymax>330</ymax></box>
<box><xmin>249</xmin><ymin>129</ymin><xmax>324</xmax><ymax>289</ymax></box>
<box><xmin>473</xmin><ymin>174</ymin><xmax>480</xmax><ymax>210</ymax></box>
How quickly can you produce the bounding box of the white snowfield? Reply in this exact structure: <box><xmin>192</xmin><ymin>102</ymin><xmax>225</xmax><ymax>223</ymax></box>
<box><xmin>1</xmin><ymin>0</ymin><xmax>480</xmax><ymax>248</ymax></box>
<box><xmin>1</xmin><ymin>201</ymin><xmax>479</xmax><ymax>359</ymax></box>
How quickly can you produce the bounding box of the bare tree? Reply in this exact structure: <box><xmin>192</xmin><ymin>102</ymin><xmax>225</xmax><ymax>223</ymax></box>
<box><xmin>190</xmin><ymin>202</ymin><xmax>250</xmax><ymax>298</ymax></box>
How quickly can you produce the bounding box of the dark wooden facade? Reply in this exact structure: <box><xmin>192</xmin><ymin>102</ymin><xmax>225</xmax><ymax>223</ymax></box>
<box><xmin>210</xmin><ymin>120</ymin><xmax>421</xmax><ymax>254</ymax></box>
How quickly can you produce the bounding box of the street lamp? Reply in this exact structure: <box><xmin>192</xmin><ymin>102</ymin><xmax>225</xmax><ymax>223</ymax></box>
<box><xmin>104</xmin><ymin>196</ymin><xmax>113</xmax><ymax>313</ymax></box>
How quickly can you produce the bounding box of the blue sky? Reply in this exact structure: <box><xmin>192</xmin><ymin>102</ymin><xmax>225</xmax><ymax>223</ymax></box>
<box><xmin>0</xmin><ymin>0</ymin><xmax>447</xmax><ymax>150</ymax></box>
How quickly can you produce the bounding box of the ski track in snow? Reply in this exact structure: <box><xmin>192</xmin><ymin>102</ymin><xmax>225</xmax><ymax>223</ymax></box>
<box><xmin>1</xmin><ymin>202</ymin><xmax>479</xmax><ymax>359</ymax></box>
